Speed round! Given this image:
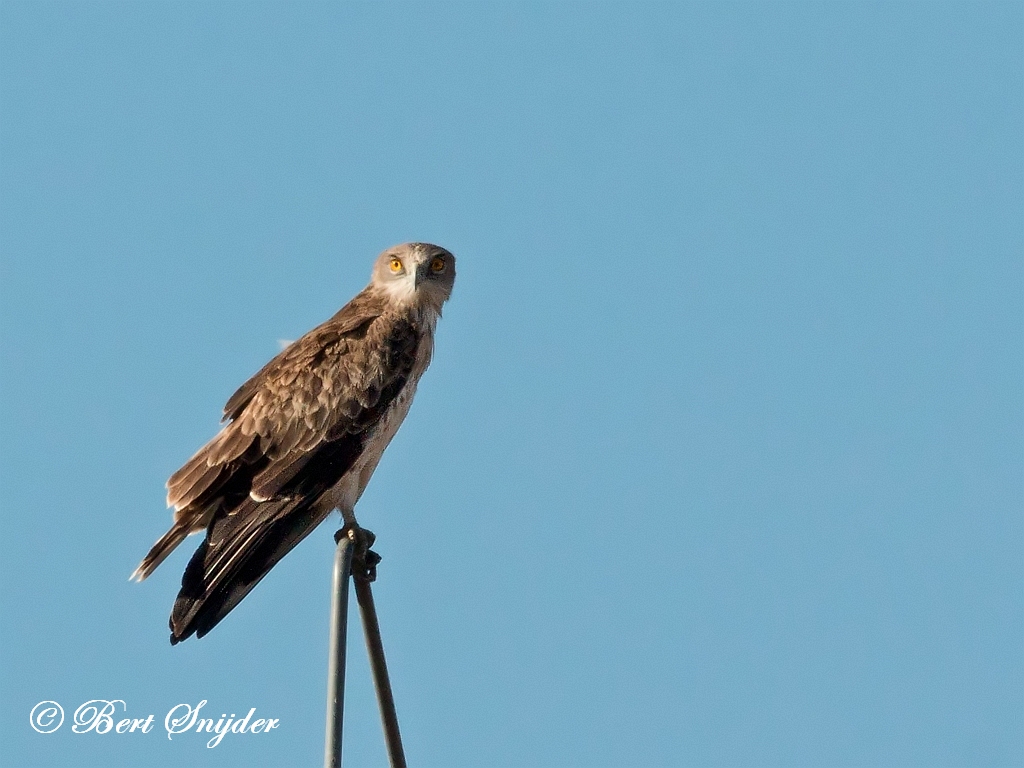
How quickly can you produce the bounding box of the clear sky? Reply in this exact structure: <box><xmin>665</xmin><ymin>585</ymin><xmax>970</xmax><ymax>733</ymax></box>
<box><xmin>1</xmin><ymin>3</ymin><xmax>1021</xmax><ymax>767</ymax></box>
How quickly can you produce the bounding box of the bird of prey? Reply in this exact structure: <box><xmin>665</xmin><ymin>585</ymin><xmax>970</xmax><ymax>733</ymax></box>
<box><xmin>132</xmin><ymin>243</ymin><xmax>455</xmax><ymax>644</ymax></box>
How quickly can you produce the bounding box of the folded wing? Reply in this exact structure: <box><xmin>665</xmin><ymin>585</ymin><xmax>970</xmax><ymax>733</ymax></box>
<box><xmin>132</xmin><ymin>288</ymin><xmax>420</xmax><ymax>643</ymax></box>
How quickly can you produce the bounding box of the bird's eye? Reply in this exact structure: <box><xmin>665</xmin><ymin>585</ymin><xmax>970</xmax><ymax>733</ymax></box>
<box><xmin>389</xmin><ymin>257</ymin><xmax>403</xmax><ymax>274</ymax></box>
<box><xmin>429</xmin><ymin>256</ymin><xmax>446</xmax><ymax>274</ymax></box>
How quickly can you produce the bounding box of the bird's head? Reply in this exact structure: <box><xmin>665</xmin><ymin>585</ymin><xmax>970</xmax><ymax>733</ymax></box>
<box><xmin>371</xmin><ymin>243</ymin><xmax>456</xmax><ymax>319</ymax></box>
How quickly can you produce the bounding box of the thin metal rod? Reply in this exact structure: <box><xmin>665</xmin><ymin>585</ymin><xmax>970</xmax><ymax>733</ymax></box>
<box><xmin>324</xmin><ymin>534</ymin><xmax>354</xmax><ymax>768</ymax></box>
<box><xmin>354</xmin><ymin>573</ymin><xmax>407</xmax><ymax>768</ymax></box>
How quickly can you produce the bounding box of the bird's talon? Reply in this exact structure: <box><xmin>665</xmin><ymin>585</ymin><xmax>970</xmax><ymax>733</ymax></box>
<box><xmin>337</xmin><ymin>524</ymin><xmax>380</xmax><ymax>581</ymax></box>
<box><xmin>356</xmin><ymin>544</ymin><xmax>381</xmax><ymax>582</ymax></box>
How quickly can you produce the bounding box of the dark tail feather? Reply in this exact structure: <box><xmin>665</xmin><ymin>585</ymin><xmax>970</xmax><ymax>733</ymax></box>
<box><xmin>131</xmin><ymin>523</ymin><xmax>190</xmax><ymax>582</ymax></box>
<box><xmin>169</xmin><ymin>502</ymin><xmax>329</xmax><ymax>644</ymax></box>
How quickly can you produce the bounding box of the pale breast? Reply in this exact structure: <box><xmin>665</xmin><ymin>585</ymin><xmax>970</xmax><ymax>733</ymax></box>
<box><xmin>318</xmin><ymin>329</ymin><xmax>434</xmax><ymax>517</ymax></box>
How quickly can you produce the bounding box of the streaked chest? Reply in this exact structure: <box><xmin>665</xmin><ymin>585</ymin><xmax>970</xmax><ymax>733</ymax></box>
<box><xmin>325</xmin><ymin>329</ymin><xmax>435</xmax><ymax>511</ymax></box>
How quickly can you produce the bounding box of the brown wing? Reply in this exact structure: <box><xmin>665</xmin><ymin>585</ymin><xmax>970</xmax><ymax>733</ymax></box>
<box><xmin>133</xmin><ymin>286</ymin><xmax>420</xmax><ymax>643</ymax></box>
<box><xmin>165</xmin><ymin>290</ymin><xmax>393</xmax><ymax>514</ymax></box>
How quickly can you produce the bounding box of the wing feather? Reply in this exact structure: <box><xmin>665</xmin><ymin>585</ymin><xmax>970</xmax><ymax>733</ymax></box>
<box><xmin>220</xmin><ymin>298</ymin><xmax>377</xmax><ymax>422</ymax></box>
<box><xmin>170</xmin><ymin>464</ymin><xmax>225</xmax><ymax>513</ymax></box>
<box><xmin>205</xmin><ymin>423</ymin><xmax>259</xmax><ymax>465</ymax></box>
<box><xmin>170</xmin><ymin>497</ymin><xmax>327</xmax><ymax>642</ymax></box>
<box><xmin>249</xmin><ymin>452</ymin><xmax>314</xmax><ymax>501</ymax></box>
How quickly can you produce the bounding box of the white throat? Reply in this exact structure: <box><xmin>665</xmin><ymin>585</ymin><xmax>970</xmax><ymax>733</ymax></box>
<box><xmin>377</xmin><ymin>273</ymin><xmax>419</xmax><ymax>305</ymax></box>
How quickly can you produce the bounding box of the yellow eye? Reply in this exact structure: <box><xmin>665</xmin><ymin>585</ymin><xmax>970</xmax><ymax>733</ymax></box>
<box><xmin>389</xmin><ymin>257</ymin><xmax>403</xmax><ymax>273</ymax></box>
<box><xmin>430</xmin><ymin>256</ymin><xmax>446</xmax><ymax>273</ymax></box>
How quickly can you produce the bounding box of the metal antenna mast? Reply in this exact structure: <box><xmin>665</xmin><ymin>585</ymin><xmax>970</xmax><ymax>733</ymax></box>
<box><xmin>324</xmin><ymin>525</ymin><xmax>407</xmax><ymax>768</ymax></box>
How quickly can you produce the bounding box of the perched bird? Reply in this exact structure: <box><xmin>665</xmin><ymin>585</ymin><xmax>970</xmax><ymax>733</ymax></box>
<box><xmin>132</xmin><ymin>243</ymin><xmax>456</xmax><ymax>644</ymax></box>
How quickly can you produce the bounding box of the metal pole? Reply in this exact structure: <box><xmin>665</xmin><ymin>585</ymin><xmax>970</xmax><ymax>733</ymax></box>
<box><xmin>354</xmin><ymin>573</ymin><xmax>407</xmax><ymax>768</ymax></box>
<box><xmin>324</xmin><ymin>533</ymin><xmax>354</xmax><ymax>768</ymax></box>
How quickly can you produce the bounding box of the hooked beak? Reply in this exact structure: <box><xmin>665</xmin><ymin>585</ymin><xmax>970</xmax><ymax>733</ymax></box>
<box><xmin>413</xmin><ymin>261</ymin><xmax>428</xmax><ymax>289</ymax></box>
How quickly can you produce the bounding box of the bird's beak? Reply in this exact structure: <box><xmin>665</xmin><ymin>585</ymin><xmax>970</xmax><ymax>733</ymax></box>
<box><xmin>414</xmin><ymin>263</ymin><xmax>428</xmax><ymax>289</ymax></box>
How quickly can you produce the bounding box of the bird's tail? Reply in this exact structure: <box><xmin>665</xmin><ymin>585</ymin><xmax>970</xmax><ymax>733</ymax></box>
<box><xmin>131</xmin><ymin>523</ymin><xmax>190</xmax><ymax>582</ymax></box>
<box><xmin>169</xmin><ymin>498</ymin><xmax>329</xmax><ymax>644</ymax></box>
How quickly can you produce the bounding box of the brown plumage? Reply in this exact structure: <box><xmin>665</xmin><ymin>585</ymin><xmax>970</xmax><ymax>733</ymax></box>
<box><xmin>132</xmin><ymin>243</ymin><xmax>455</xmax><ymax>644</ymax></box>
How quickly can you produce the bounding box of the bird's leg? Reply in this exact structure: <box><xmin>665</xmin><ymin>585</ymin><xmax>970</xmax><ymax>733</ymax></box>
<box><xmin>334</xmin><ymin>519</ymin><xmax>381</xmax><ymax>583</ymax></box>
<box><xmin>339</xmin><ymin>506</ymin><xmax>358</xmax><ymax>528</ymax></box>
<box><xmin>353</xmin><ymin>533</ymin><xmax>381</xmax><ymax>583</ymax></box>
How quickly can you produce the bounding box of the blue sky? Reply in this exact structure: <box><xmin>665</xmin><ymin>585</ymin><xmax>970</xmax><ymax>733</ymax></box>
<box><xmin>1</xmin><ymin>2</ymin><xmax>1021</xmax><ymax>767</ymax></box>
